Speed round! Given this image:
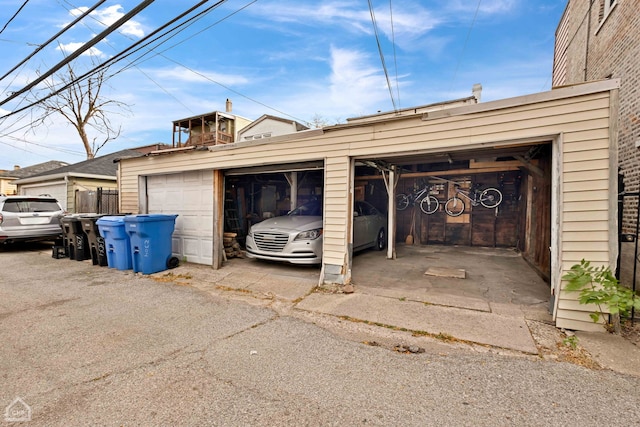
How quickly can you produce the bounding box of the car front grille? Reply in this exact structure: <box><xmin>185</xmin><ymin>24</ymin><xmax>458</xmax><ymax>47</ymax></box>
<box><xmin>253</xmin><ymin>232</ymin><xmax>290</xmax><ymax>252</ymax></box>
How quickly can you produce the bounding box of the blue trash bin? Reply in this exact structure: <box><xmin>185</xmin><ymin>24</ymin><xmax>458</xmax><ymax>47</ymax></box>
<box><xmin>97</xmin><ymin>216</ymin><xmax>132</xmax><ymax>270</ymax></box>
<box><xmin>124</xmin><ymin>214</ymin><xmax>178</xmax><ymax>275</ymax></box>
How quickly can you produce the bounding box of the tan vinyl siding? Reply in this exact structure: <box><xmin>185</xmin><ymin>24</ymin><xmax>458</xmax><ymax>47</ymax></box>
<box><xmin>119</xmin><ymin>81</ymin><xmax>618</xmax><ymax>330</ymax></box>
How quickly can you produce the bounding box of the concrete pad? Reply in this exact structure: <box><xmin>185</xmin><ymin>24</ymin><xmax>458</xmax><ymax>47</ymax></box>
<box><xmin>296</xmin><ymin>292</ymin><xmax>538</xmax><ymax>354</ymax></box>
<box><xmin>425</xmin><ymin>267</ymin><xmax>466</xmax><ymax>279</ymax></box>
<box><xmin>575</xmin><ymin>331</ymin><xmax>640</xmax><ymax>377</ymax></box>
<box><xmin>246</xmin><ymin>274</ymin><xmax>316</xmax><ymax>301</ymax></box>
<box><xmin>217</xmin><ymin>271</ymin><xmax>268</xmax><ymax>289</ymax></box>
<box><xmin>357</xmin><ymin>286</ymin><xmax>491</xmax><ymax>312</ymax></box>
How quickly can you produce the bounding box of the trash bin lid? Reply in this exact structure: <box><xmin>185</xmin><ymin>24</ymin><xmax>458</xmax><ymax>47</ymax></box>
<box><xmin>96</xmin><ymin>215</ymin><xmax>127</xmax><ymax>225</ymax></box>
<box><xmin>123</xmin><ymin>214</ymin><xmax>178</xmax><ymax>223</ymax></box>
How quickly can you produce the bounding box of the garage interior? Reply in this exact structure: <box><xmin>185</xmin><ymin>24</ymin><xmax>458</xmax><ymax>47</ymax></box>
<box><xmin>222</xmin><ymin>143</ymin><xmax>552</xmax><ymax>296</ymax></box>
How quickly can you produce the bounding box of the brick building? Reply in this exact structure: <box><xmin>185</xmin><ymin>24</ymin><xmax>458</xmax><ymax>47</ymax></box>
<box><xmin>553</xmin><ymin>0</ymin><xmax>639</xmax><ymax>235</ymax></box>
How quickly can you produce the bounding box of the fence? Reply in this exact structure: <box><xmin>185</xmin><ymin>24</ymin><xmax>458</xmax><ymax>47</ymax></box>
<box><xmin>75</xmin><ymin>188</ymin><xmax>119</xmax><ymax>214</ymax></box>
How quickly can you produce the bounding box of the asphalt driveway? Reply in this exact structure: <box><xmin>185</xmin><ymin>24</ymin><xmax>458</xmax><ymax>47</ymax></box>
<box><xmin>1</xmin><ymin>243</ymin><xmax>640</xmax><ymax>426</ymax></box>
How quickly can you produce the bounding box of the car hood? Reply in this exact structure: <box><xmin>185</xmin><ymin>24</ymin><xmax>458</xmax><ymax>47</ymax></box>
<box><xmin>251</xmin><ymin>215</ymin><xmax>322</xmax><ymax>233</ymax></box>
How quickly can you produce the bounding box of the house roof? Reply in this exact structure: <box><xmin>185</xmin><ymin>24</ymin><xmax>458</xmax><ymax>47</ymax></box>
<box><xmin>346</xmin><ymin>95</ymin><xmax>478</xmax><ymax>123</ymax></box>
<box><xmin>14</xmin><ymin>149</ymin><xmax>144</xmax><ymax>184</ymax></box>
<box><xmin>0</xmin><ymin>160</ymin><xmax>69</xmax><ymax>179</ymax></box>
<box><xmin>238</xmin><ymin>114</ymin><xmax>309</xmax><ymax>135</ymax></box>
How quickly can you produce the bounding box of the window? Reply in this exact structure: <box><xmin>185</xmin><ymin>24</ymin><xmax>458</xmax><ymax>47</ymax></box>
<box><xmin>601</xmin><ymin>0</ymin><xmax>617</xmax><ymax>22</ymax></box>
<box><xmin>596</xmin><ymin>0</ymin><xmax>617</xmax><ymax>33</ymax></box>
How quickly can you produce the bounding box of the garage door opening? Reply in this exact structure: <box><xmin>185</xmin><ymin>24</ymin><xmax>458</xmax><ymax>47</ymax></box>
<box><xmin>224</xmin><ymin>168</ymin><xmax>324</xmax><ymax>265</ymax></box>
<box><xmin>352</xmin><ymin>142</ymin><xmax>552</xmax><ymax>311</ymax></box>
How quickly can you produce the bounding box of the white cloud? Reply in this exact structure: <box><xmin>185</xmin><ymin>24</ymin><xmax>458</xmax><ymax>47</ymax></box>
<box><xmin>328</xmin><ymin>46</ymin><xmax>390</xmax><ymax>113</ymax></box>
<box><xmin>152</xmin><ymin>66</ymin><xmax>250</xmax><ymax>86</ymax></box>
<box><xmin>66</xmin><ymin>4</ymin><xmax>145</xmax><ymax>38</ymax></box>
<box><xmin>447</xmin><ymin>0</ymin><xmax>517</xmax><ymax>15</ymax></box>
<box><xmin>56</xmin><ymin>42</ymin><xmax>106</xmax><ymax>59</ymax></box>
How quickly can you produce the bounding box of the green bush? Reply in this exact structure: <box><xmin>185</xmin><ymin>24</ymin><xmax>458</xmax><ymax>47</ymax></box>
<box><xmin>562</xmin><ymin>259</ymin><xmax>640</xmax><ymax>333</ymax></box>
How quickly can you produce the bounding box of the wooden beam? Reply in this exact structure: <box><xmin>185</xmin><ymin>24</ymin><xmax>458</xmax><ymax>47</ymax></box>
<box><xmin>514</xmin><ymin>155</ymin><xmax>545</xmax><ymax>177</ymax></box>
<box><xmin>355</xmin><ymin>166</ymin><xmax>522</xmax><ymax>181</ymax></box>
<box><xmin>213</xmin><ymin>169</ymin><xmax>225</xmax><ymax>269</ymax></box>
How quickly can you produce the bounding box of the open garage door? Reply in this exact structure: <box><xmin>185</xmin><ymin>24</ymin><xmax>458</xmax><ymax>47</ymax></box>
<box><xmin>147</xmin><ymin>170</ymin><xmax>213</xmax><ymax>265</ymax></box>
<box><xmin>355</xmin><ymin>143</ymin><xmax>552</xmax><ymax>280</ymax></box>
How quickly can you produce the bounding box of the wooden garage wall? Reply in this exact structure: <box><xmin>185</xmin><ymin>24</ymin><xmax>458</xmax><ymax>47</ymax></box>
<box><xmin>119</xmin><ymin>80</ymin><xmax>618</xmax><ymax>330</ymax></box>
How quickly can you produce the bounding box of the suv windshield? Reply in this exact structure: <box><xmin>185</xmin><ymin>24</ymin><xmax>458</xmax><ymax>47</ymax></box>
<box><xmin>2</xmin><ymin>199</ymin><xmax>61</xmax><ymax>213</ymax></box>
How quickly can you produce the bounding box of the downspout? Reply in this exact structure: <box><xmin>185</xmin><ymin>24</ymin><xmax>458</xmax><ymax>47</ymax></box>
<box><xmin>584</xmin><ymin>0</ymin><xmax>593</xmax><ymax>81</ymax></box>
<box><xmin>64</xmin><ymin>175</ymin><xmax>69</xmax><ymax>213</ymax></box>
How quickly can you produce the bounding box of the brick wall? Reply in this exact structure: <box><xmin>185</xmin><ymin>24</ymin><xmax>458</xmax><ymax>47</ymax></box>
<box><xmin>555</xmin><ymin>0</ymin><xmax>640</xmax><ymax>233</ymax></box>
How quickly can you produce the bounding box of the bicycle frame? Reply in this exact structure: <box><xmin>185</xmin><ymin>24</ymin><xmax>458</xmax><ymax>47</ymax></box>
<box><xmin>409</xmin><ymin>187</ymin><xmax>429</xmax><ymax>204</ymax></box>
<box><xmin>454</xmin><ymin>187</ymin><xmax>483</xmax><ymax>206</ymax></box>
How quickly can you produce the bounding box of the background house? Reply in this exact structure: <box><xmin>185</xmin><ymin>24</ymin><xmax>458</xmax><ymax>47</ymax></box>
<box><xmin>171</xmin><ymin>99</ymin><xmax>252</xmax><ymax>149</ymax></box>
<box><xmin>237</xmin><ymin>115</ymin><xmax>309</xmax><ymax>141</ymax></box>
<box><xmin>14</xmin><ymin>149</ymin><xmax>148</xmax><ymax>213</ymax></box>
<box><xmin>0</xmin><ymin>161</ymin><xmax>69</xmax><ymax>195</ymax></box>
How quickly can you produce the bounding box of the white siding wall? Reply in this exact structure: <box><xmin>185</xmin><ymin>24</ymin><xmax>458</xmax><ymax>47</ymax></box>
<box><xmin>238</xmin><ymin>119</ymin><xmax>296</xmax><ymax>141</ymax></box>
<box><xmin>119</xmin><ymin>80</ymin><xmax>618</xmax><ymax>330</ymax></box>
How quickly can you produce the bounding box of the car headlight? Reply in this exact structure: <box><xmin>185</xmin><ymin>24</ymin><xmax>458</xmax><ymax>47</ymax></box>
<box><xmin>294</xmin><ymin>228</ymin><xmax>323</xmax><ymax>241</ymax></box>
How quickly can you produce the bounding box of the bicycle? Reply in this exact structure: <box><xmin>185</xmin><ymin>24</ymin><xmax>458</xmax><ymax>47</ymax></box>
<box><xmin>444</xmin><ymin>183</ymin><xmax>503</xmax><ymax>217</ymax></box>
<box><xmin>395</xmin><ymin>185</ymin><xmax>440</xmax><ymax>214</ymax></box>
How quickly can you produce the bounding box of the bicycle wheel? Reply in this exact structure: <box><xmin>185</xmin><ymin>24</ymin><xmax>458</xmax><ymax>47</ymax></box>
<box><xmin>396</xmin><ymin>193</ymin><xmax>410</xmax><ymax>211</ymax></box>
<box><xmin>444</xmin><ymin>196</ymin><xmax>465</xmax><ymax>216</ymax></box>
<box><xmin>419</xmin><ymin>195</ymin><xmax>439</xmax><ymax>214</ymax></box>
<box><xmin>480</xmin><ymin>188</ymin><xmax>502</xmax><ymax>209</ymax></box>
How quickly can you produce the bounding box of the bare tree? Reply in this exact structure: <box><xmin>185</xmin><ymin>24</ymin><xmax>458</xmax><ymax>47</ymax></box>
<box><xmin>31</xmin><ymin>63</ymin><xmax>130</xmax><ymax>159</ymax></box>
<box><xmin>309</xmin><ymin>113</ymin><xmax>343</xmax><ymax>128</ymax></box>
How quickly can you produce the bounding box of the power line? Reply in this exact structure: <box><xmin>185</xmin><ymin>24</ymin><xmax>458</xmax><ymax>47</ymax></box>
<box><xmin>3</xmin><ymin>0</ymin><xmax>309</xmax><ymax>127</ymax></box>
<box><xmin>0</xmin><ymin>0</ymin><xmax>109</xmax><ymax>83</ymax></box>
<box><xmin>0</xmin><ymin>0</ymin><xmax>156</xmax><ymax>107</ymax></box>
<box><xmin>57</xmin><ymin>0</ymin><xmax>198</xmax><ymax>115</ymax></box>
<box><xmin>367</xmin><ymin>0</ymin><xmax>397</xmax><ymax>111</ymax></box>
<box><xmin>389</xmin><ymin>0</ymin><xmax>400</xmax><ymax>110</ymax></box>
<box><xmin>5</xmin><ymin>0</ymin><xmax>219</xmax><ymax>118</ymax></box>
<box><xmin>449</xmin><ymin>0</ymin><xmax>482</xmax><ymax>91</ymax></box>
<box><xmin>0</xmin><ymin>0</ymin><xmax>30</xmax><ymax>36</ymax></box>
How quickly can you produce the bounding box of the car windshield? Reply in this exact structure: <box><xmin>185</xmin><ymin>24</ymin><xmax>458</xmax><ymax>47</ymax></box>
<box><xmin>2</xmin><ymin>199</ymin><xmax>61</xmax><ymax>213</ymax></box>
<box><xmin>288</xmin><ymin>201</ymin><xmax>322</xmax><ymax>216</ymax></box>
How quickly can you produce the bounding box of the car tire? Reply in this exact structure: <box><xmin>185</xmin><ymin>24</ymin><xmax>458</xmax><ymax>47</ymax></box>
<box><xmin>376</xmin><ymin>228</ymin><xmax>386</xmax><ymax>251</ymax></box>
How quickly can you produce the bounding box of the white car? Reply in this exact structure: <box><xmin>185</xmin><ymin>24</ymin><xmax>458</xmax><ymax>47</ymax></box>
<box><xmin>0</xmin><ymin>195</ymin><xmax>65</xmax><ymax>244</ymax></box>
<box><xmin>245</xmin><ymin>200</ymin><xmax>386</xmax><ymax>265</ymax></box>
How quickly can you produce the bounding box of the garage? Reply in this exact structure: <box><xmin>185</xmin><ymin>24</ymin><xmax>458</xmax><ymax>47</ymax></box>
<box><xmin>146</xmin><ymin>170</ymin><xmax>214</xmax><ymax>265</ymax></box>
<box><xmin>118</xmin><ymin>79</ymin><xmax>619</xmax><ymax>330</ymax></box>
<box><xmin>21</xmin><ymin>181</ymin><xmax>68</xmax><ymax>210</ymax></box>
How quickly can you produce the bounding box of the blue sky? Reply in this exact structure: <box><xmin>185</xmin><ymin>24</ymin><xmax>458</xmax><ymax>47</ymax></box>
<box><xmin>0</xmin><ymin>0</ymin><xmax>565</xmax><ymax>170</ymax></box>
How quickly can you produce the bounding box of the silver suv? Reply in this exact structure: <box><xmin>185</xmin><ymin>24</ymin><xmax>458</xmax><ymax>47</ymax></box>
<box><xmin>0</xmin><ymin>195</ymin><xmax>65</xmax><ymax>244</ymax></box>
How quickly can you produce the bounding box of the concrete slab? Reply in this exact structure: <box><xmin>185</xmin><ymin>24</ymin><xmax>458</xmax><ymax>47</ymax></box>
<box><xmin>296</xmin><ymin>292</ymin><xmax>539</xmax><ymax>354</ymax></box>
<box><xmin>575</xmin><ymin>331</ymin><xmax>640</xmax><ymax>377</ymax></box>
<box><xmin>425</xmin><ymin>267</ymin><xmax>466</xmax><ymax>279</ymax></box>
<box><xmin>245</xmin><ymin>274</ymin><xmax>316</xmax><ymax>301</ymax></box>
<box><xmin>357</xmin><ymin>285</ymin><xmax>491</xmax><ymax>312</ymax></box>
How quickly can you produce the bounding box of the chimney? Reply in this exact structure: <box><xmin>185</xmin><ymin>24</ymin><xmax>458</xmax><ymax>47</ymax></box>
<box><xmin>225</xmin><ymin>98</ymin><xmax>232</xmax><ymax>112</ymax></box>
<box><xmin>472</xmin><ymin>83</ymin><xmax>482</xmax><ymax>102</ymax></box>
<box><xmin>13</xmin><ymin>165</ymin><xmax>20</xmax><ymax>170</ymax></box>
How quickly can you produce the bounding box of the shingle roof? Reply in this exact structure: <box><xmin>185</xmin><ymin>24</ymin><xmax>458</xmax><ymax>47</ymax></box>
<box><xmin>24</xmin><ymin>149</ymin><xmax>144</xmax><ymax>179</ymax></box>
<box><xmin>0</xmin><ymin>161</ymin><xmax>70</xmax><ymax>179</ymax></box>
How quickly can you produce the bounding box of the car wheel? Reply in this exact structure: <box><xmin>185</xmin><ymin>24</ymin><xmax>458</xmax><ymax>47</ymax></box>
<box><xmin>376</xmin><ymin>228</ymin><xmax>386</xmax><ymax>251</ymax></box>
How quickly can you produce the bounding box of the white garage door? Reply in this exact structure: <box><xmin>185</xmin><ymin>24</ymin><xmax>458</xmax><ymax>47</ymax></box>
<box><xmin>22</xmin><ymin>181</ymin><xmax>68</xmax><ymax>211</ymax></box>
<box><xmin>147</xmin><ymin>170</ymin><xmax>213</xmax><ymax>265</ymax></box>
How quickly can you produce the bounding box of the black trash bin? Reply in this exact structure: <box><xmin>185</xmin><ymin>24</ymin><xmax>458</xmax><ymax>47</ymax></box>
<box><xmin>80</xmin><ymin>214</ymin><xmax>107</xmax><ymax>266</ymax></box>
<box><xmin>60</xmin><ymin>215</ymin><xmax>90</xmax><ymax>261</ymax></box>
